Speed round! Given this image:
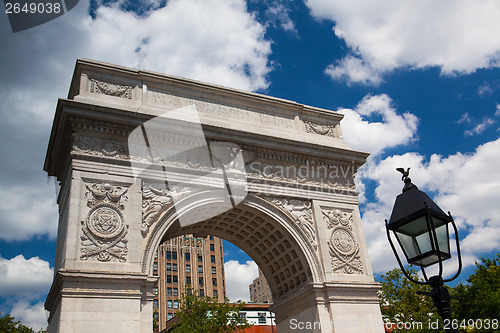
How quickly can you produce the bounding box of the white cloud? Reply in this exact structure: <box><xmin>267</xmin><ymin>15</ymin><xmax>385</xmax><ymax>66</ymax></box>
<box><xmin>464</xmin><ymin>117</ymin><xmax>495</xmax><ymax>136</ymax></box>
<box><xmin>265</xmin><ymin>1</ymin><xmax>297</xmax><ymax>33</ymax></box>
<box><xmin>0</xmin><ymin>184</ymin><xmax>58</xmax><ymax>241</ymax></box>
<box><xmin>224</xmin><ymin>260</ymin><xmax>258</xmax><ymax>302</ymax></box>
<box><xmin>325</xmin><ymin>54</ymin><xmax>382</xmax><ymax>86</ymax></box>
<box><xmin>306</xmin><ymin>0</ymin><xmax>500</xmax><ymax>84</ymax></box>
<box><xmin>82</xmin><ymin>0</ymin><xmax>272</xmax><ymax>91</ymax></box>
<box><xmin>495</xmin><ymin>104</ymin><xmax>500</xmax><ymax>116</ymax></box>
<box><xmin>0</xmin><ymin>255</ymin><xmax>53</xmax><ymax>299</ymax></box>
<box><xmin>338</xmin><ymin>94</ymin><xmax>419</xmax><ymax>157</ymax></box>
<box><xmin>359</xmin><ymin>138</ymin><xmax>500</xmax><ymax>274</ymax></box>
<box><xmin>10</xmin><ymin>301</ymin><xmax>48</xmax><ymax>332</ymax></box>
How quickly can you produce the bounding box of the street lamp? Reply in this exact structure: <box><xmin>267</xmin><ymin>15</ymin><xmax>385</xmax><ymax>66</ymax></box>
<box><xmin>385</xmin><ymin>168</ymin><xmax>462</xmax><ymax>333</ymax></box>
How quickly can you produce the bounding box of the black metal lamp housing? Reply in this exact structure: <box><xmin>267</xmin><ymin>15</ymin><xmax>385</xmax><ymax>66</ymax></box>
<box><xmin>385</xmin><ymin>169</ymin><xmax>463</xmax><ymax>333</ymax></box>
<box><xmin>386</xmin><ymin>177</ymin><xmax>452</xmax><ymax>268</ymax></box>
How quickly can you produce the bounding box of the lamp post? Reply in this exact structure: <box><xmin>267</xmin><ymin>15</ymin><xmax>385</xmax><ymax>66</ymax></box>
<box><xmin>385</xmin><ymin>168</ymin><xmax>462</xmax><ymax>333</ymax></box>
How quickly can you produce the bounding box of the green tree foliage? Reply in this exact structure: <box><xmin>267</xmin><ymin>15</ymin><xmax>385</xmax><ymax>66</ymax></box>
<box><xmin>171</xmin><ymin>288</ymin><xmax>251</xmax><ymax>333</ymax></box>
<box><xmin>451</xmin><ymin>254</ymin><xmax>500</xmax><ymax>333</ymax></box>
<box><xmin>378</xmin><ymin>266</ymin><xmax>441</xmax><ymax>332</ymax></box>
<box><xmin>0</xmin><ymin>313</ymin><xmax>46</xmax><ymax>333</ymax></box>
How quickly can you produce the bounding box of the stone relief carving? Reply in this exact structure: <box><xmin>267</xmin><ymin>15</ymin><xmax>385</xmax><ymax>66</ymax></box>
<box><xmin>90</xmin><ymin>78</ymin><xmax>133</xmax><ymax>99</ymax></box>
<box><xmin>141</xmin><ymin>183</ymin><xmax>192</xmax><ymax>236</ymax></box>
<box><xmin>304</xmin><ymin>121</ymin><xmax>337</xmax><ymax>137</ymax></box>
<box><xmin>267</xmin><ymin>198</ymin><xmax>317</xmax><ymax>247</ymax></box>
<box><xmin>73</xmin><ymin>135</ymin><xmax>130</xmax><ymax>160</ymax></box>
<box><xmin>322</xmin><ymin>209</ymin><xmax>363</xmax><ymax>274</ymax></box>
<box><xmin>81</xmin><ymin>182</ymin><xmax>129</xmax><ymax>262</ymax></box>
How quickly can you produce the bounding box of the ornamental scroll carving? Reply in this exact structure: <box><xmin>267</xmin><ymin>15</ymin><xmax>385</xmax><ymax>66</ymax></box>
<box><xmin>90</xmin><ymin>78</ymin><xmax>133</xmax><ymax>99</ymax></box>
<box><xmin>268</xmin><ymin>198</ymin><xmax>317</xmax><ymax>247</ymax></box>
<box><xmin>81</xmin><ymin>182</ymin><xmax>129</xmax><ymax>262</ymax></box>
<box><xmin>141</xmin><ymin>184</ymin><xmax>192</xmax><ymax>236</ymax></box>
<box><xmin>304</xmin><ymin>121</ymin><xmax>337</xmax><ymax>137</ymax></box>
<box><xmin>322</xmin><ymin>209</ymin><xmax>363</xmax><ymax>274</ymax></box>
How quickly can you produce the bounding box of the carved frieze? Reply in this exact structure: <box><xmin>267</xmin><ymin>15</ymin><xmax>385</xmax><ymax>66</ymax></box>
<box><xmin>90</xmin><ymin>78</ymin><xmax>133</xmax><ymax>99</ymax></box>
<box><xmin>149</xmin><ymin>90</ymin><xmax>295</xmax><ymax>130</ymax></box>
<box><xmin>141</xmin><ymin>183</ymin><xmax>192</xmax><ymax>236</ymax></box>
<box><xmin>246</xmin><ymin>159</ymin><xmax>357</xmax><ymax>192</ymax></box>
<box><xmin>267</xmin><ymin>197</ymin><xmax>317</xmax><ymax>247</ymax></box>
<box><xmin>304</xmin><ymin>121</ymin><xmax>337</xmax><ymax>137</ymax></box>
<box><xmin>81</xmin><ymin>182</ymin><xmax>129</xmax><ymax>262</ymax></box>
<box><xmin>322</xmin><ymin>209</ymin><xmax>363</xmax><ymax>274</ymax></box>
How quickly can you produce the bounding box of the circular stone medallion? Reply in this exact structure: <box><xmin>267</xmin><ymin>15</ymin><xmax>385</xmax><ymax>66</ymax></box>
<box><xmin>331</xmin><ymin>228</ymin><xmax>356</xmax><ymax>256</ymax></box>
<box><xmin>87</xmin><ymin>204</ymin><xmax>124</xmax><ymax>239</ymax></box>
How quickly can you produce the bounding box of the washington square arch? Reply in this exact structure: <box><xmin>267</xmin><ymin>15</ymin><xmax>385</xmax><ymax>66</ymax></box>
<box><xmin>43</xmin><ymin>59</ymin><xmax>385</xmax><ymax>332</ymax></box>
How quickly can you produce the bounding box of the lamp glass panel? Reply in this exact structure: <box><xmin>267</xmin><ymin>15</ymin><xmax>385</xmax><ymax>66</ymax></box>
<box><xmin>394</xmin><ymin>231</ymin><xmax>420</xmax><ymax>260</ymax></box>
<box><xmin>415</xmin><ymin>231</ymin><xmax>433</xmax><ymax>254</ymax></box>
<box><xmin>434</xmin><ymin>223</ymin><xmax>450</xmax><ymax>256</ymax></box>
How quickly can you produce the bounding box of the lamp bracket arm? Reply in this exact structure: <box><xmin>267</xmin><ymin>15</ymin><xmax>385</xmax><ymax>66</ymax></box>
<box><xmin>443</xmin><ymin>213</ymin><xmax>462</xmax><ymax>283</ymax></box>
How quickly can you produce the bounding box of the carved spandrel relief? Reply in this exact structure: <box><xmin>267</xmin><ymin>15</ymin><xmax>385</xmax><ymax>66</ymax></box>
<box><xmin>141</xmin><ymin>184</ymin><xmax>192</xmax><ymax>236</ymax></box>
<box><xmin>267</xmin><ymin>198</ymin><xmax>317</xmax><ymax>247</ymax></box>
<box><xmin>322</xmin><ymin>209</ymin><xmax>363</xmax><ymax>274</ymax></box>
<box><xmin>81</xmin><ymin>182</ymin><xmax>129</xmax><ymax>262</ymax></box>
<box><xmin>89</xmin><ymin>78</ymin><xmax>133</xmax><ymax>99</ymax></box>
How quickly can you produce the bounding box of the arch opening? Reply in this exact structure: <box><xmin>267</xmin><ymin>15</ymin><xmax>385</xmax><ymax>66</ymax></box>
<box><xmin>145</xmin><ymin>194</ymin><xmax>321</xmax><ymax>305</ymax></box>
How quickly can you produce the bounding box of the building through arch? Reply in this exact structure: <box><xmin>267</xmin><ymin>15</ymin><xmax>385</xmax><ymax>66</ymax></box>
<box><xmin>44</xmin><ymin>59</ymin><xmax>384</xmax><ymax>332</ymax></box>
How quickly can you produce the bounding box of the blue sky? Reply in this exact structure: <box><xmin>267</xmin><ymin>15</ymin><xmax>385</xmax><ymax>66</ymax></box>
<box><xmin>1</xmin><ymin>0</ymin><xmax>500</xmax><ymax>329</ymax></box>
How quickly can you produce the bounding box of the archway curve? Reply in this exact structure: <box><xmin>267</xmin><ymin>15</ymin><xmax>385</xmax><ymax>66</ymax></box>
<box><xmin>142</xmin><ymin>192</ymin><xmax>324</xmax><ymax>302</ymax></box>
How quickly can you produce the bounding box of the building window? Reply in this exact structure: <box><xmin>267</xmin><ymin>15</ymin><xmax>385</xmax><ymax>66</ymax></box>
<box><xmin>153</xmin><ymin>262</ymin><xmax>158</xmax><ymax>271</ymax></box>
<box><xmin>167</xmin><ymin>313</ymin><xmax>173</xmax><ymax>320</ymax></box>
<box><xmin>153</xmin><ymin>287</ymin><xmax>158</xmax><ymax>295</ymax></box>
<box><xmin>154</xmin><ymin>312</ymin><xmax>159</xmax><ymax>321</ymax></box>
<box><xmin>258</xmin><ymin>313</ymin><xmax>266</xmax><ymax>324</ymax></box>
<box><xmin>211</xmin><ymin>255</ymin><xmax>215</xmax><ymax>263</ymax></box>
<box><xmin>173</xmin><ymin>288</ymin><xmax>178</xmax><ymax>297</ymax></box>
<box><xmin>172</xmin><ymin>263</ymin><xmax>178</xmax><ymax>272</ymax></box>
<box><xmin>198</xmin><ymin>255</ymin><xmax>202</xmax><ymax>262</ymax></box>
<box><xmin>209</xmin><ymin>235</ymin><xmax>214</xmax><ymax>240</ymax></box>
<box><xmin>153</xmin><ymin>299</ymin><xmax>158</xmax><ymax>309</ymax></box>
<box><xmin>186</xmin><ymin>276</ymin><xmax>191</xmax><ymax>285</ymax></box>
<box><xmin>210</xmin><ymin>244</ymin><xmax>215</xmax><ymax>251</ymax></box>
<box><xmin>198</xmin><ymin>265</ymin><xmax>203</xmax><ymax>273</ymax></box>
<box><xmin>185</xmin><ymin>252</ymin><xmax>190</xmax><ymax>261</ymax></box>
<box><xmin>213</xmin><ymin>289</ymin><xmax>218</xmax><ymax>297</ymax></box>
<box><xmin>166</xmin><ymin>263</ymin><xmax>171</xmax><ymax>271</ymax></box>
<box><xmin>212</xmin><ymin>278</ymin><xmax>217</xmax><ymax>286</ymax></box>
<box><xmin>167</xmin><ymin>287</ymin><xmax>172</xmax><ymax>296</ymax></box>
<box><xmin>199</xmin><ymin>277</ymin><xmax>204</xmax><ymax>286</ymax></box>
<box><xmin>211</xmin><ymin>267</ymin><xmax>216</xmax><ymax>274</ymax></box>
<box><xmin>173</xmin><ymin>275</ymin><xmax>178</xmax><ymax>284</ymax></box>
<box><xmin>167</xmin><ymin>275</ymin><xmax>172</xmax><ymax>283</ymax></box>
<box><xmin>173</xmin><ymin>300</ymin><xmax>179</xmax><ymax>309</ymax></box>
<box><xmin>186</xmin><ymin>264</ymin><xmax>191</xmax><ymax>273</ymax></box>
<box><xmin>199</xmin><ymin>289</ymin><xmax>204</xmax><ymax>297</ymax></box>
<box><xmin>239</xmin><ymin>312</ymin><xmax>246</xmax><ymax>320</ymax></box>
<box><xmin>166</xmin><ymin>251</ymin><xmax>171</xmax><ymax>260</ymax></box>
<box><xmin>167</xmin><ymin>300</ymin><xmax>172</xmax><ymax>309</ymax></box>
<box><xmin>172</xmin><ymin>251</ymin><xmax>177</xmax><ymax>260</ymax></box>
<box><xmin>154</xmin><ymin>251</ymin><xmax>158</xmax><ymax>259</ymax></box>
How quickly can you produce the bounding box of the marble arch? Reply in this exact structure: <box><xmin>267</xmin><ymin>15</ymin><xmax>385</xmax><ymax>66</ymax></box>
<box><xmin>44</xmin><ymin>59</ymin><xmax>384</xmax><ymax>332</ymax></box>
